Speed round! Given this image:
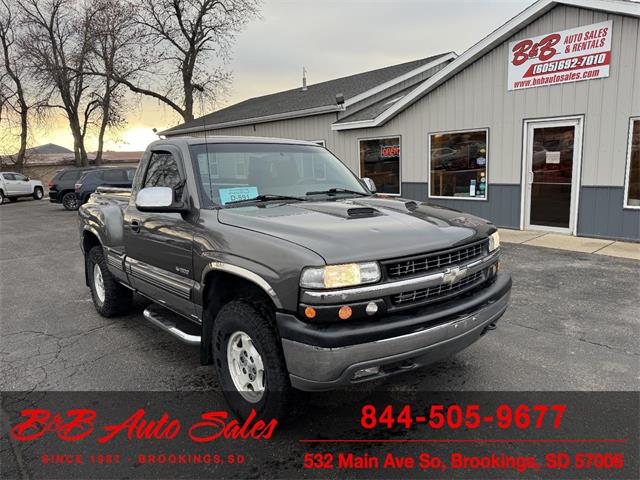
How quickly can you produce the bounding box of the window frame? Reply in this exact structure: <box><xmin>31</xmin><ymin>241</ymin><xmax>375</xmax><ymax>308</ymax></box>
<box><xmin>357</xmin><ymin>135</ymin><xmax>402</xmax><ymax>196</ymax></box>
<box><xmin>623</xmin><ymin>116</ymin><xmax>640</xmax><ymax>210</ymax></box>
<box><xmin>427</xmin><ymin>127</ymin><xmax>489</xmax><ymax>202</ymax></box>
<box><xmin>139</xmin><ymin>149</ymin><xmax>188</xmax><ymax>204</ymax></box>
<box><xmin>311</xmin><ymin>140</ymin><xmax>326</xmax><ymax>147</ymax></box>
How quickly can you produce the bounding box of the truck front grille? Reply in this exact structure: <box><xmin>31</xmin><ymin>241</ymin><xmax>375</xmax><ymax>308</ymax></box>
<box><xmin>391</xmin><ymin>270</ymin><xmax>485</xmax><ymax>306</ymax></box>
<box><xmin>384</xmin><ymin>239</ymin><xmax>488</xmax><ymax>279</ymax></box>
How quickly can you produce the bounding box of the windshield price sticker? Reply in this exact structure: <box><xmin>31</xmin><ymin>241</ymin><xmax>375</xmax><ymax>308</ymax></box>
<box><xmin>508</xmin><ymin>20</ymin><xmax>612</xmax><ymax>90</ymax></box>
<box><xmin>219</xmin><ymin>186</ymin><xmax>259</xmax><ymax>205</ymax></box>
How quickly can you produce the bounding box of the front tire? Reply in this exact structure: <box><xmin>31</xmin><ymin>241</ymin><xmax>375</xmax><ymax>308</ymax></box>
<box><xmin>33</xmin><ymin>187</ymin><xmax>43</xmax><ymax>200</ymax></box>
<box><xmin>213</xmin><ymin>300</ymin><xmax>292</xmax><ymax>421</ymax></box>
<box><xmin>62</xmin><ymin>192</ymin><xmax>79</xmax><ymax>210</ymax></box>
<box><xmin>0</xmin><ymin>190</ymin><xmax>4</xmax><ymax>204</ymax></box>
<box><xmin>87</xmin><ymin>246</ymin><xmax>132</xmax><ymax>317</ymax></box>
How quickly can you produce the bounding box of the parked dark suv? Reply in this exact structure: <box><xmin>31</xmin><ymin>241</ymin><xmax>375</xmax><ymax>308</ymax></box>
<box><xmin>49</xmin><ymin>167</ymin><xmax>100</xmax><ymax>210</ymax></box>
<box><xmin>75</xmin><ymin>167</ymin><xmax>136</xmax><ymax>207</ymax></box>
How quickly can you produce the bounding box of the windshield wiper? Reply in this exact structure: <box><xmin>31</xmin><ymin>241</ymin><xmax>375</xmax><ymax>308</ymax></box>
<box><xmin>225</xmin><ymin>194</ymin><xmax>307</xmax><ymax>206</ymax></box>
<box><xmin>305</xmin><ymin>188</ymin><xmax>370</xmax><ymax>197</ymax></box>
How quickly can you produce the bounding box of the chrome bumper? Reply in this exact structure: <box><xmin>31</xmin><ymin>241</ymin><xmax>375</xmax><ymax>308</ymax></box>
<box><xmin>282</xmin><ymin>278</ymin><xmax>510</xmax><ymax>391</ymax></box>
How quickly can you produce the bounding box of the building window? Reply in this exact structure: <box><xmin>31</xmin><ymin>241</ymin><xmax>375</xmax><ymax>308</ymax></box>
<box><xmin>359</xmin><ymin>136</ymin><xmax>400</xmax><ymax>194</ymax></box>
<box><xmin>429</xmin><ymin>129</ymin><xmax>488</xmax><ymax>199</ymax></box>
<box><xmin>624</xmin><ymin>117</ymin><xmax>639</xmax><ymax>208</ymax></box>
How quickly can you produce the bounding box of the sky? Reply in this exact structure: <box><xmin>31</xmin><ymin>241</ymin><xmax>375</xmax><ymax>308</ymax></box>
<box><xmin>9</xmin><ymin>0</ymin><xmax>533</xmax><ymax>153</ymax></box>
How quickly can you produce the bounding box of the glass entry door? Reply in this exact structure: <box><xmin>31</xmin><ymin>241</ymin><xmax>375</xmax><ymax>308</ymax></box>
<box><xmin>524</xmin><ymin>118</ymin><xmax>583</xmax><ymax>233</ymax></box>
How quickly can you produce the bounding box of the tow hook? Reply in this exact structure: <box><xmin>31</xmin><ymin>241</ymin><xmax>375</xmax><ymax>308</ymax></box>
<box><xmin>481</xmin><ymin>322</ymin><xmax>498</xmax><ymax>336</ymax></box>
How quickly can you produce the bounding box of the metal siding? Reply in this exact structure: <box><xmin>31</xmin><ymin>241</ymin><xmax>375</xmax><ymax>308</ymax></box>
<box><xmin>172</xmin><ymin>5</ymin><xmax>638</xmax><ymax>240</ymax></box>
<box><xmin>578</xmin><ymin>187</ymin><xmax>640</xmax><ymax>240</ymax></box>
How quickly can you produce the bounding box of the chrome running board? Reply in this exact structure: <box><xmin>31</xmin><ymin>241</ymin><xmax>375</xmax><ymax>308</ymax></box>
<box><xmin>143</xmin><ymin>304</ymin><xmax>201</xmax><ymax>345</ymax></box>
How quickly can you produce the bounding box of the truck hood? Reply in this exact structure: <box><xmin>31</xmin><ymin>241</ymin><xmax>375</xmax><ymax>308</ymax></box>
<box><xmin>218</xmin><ymin>196</ymin><xmax>494</xmax><ymax>264</ymax></box>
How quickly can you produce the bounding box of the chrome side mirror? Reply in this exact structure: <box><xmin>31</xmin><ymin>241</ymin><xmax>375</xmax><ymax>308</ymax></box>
<box><xmin>361</xmin><ymin>177</ymin><xmax>377</xmax><ymax>193</ymax></box>
<box><xmin>135</xmin><ymin>186</ymin><xmax>186</xmax><ymax>212</ymax></box>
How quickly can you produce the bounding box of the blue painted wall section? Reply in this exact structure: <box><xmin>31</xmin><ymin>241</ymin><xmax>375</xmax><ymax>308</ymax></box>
<box><xmin>578</xmin><ymin>187</ymin><xmax>640</xmax><ymax>241</ymax></box>
<box><xmin>402</xmin><ymin>183</ymin><xmax>640</xmax><ymax>241</ymax></box>
<box><xmin>402</xmin><ymin>183</ymin><xmax>521</xmax><ymax>229</ymax></box>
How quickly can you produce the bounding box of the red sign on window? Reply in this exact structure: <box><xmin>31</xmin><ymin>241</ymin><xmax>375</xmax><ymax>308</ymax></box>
<box><xmin>381</xmin><ymin>146</ymin><xmax>400</xmax><ymax>158</ymax></box>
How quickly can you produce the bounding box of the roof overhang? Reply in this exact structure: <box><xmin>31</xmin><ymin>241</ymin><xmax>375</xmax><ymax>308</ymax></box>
<box><xmin>161</xmin><ymin>104</ymin><xmax>345</xmax><ymax>136</ymax></box>
<box><xmin>332</xmin><ymin>0</ymin><xmax>640</xmax><ymax>131</ymax></box>
<box><xmin>161</xmin><ymin>52</ymin><xmax>458</xmax><ymax>137</ymax></box>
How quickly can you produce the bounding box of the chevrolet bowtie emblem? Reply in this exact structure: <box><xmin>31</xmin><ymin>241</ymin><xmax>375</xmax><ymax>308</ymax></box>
<box><xmin>443</xmin><ymin>265</ymin><xmax>468</xmax><ymax>284</ymax></box>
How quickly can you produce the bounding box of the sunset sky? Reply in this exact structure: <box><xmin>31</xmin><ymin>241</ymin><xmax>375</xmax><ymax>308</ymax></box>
<box><xmin>8</xmin><ymin>0</ymin><xmax>531</xmax><ymax>153</ymax></box>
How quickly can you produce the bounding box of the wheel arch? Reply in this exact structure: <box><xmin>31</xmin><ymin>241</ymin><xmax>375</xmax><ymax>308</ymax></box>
<box><xmin>199</xmin><ymin>267</ymin><xmax>281</xmax><ymax>365</ymax></box>
<box><xmin>82</xmin><ymin>229</ymin><xmax>102</xmax><ymax>286</ymax></box>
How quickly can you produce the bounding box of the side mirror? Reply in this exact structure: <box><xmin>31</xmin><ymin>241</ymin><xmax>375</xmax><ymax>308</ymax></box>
<box><xmin>361</xmin><ymin>177</ymin><xmax>377</xmax><ymax>193</ymax></box>
<box><xmin>135</xmin><ymin>186</ymin><xmax>187</xmax><ymax>213</ymax></box>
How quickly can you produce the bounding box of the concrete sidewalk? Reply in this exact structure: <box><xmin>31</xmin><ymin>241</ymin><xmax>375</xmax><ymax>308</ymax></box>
<box><xmin>499</xmin><ymin>229</ymin><xmax>640</xmax><ymax>260</ymax></box>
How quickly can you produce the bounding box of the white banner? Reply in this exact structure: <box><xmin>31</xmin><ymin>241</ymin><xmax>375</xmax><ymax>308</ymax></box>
<box><xmin>507</xmin><ymin>20</ymin><xmax>612</xmax><ymax>91</ymax></box>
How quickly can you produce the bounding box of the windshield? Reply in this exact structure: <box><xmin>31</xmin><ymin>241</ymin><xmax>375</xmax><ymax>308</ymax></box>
<box><xmin>190</xmin><ymin>143</ymin><xmax>369</xmax><ymax>207</ymax></box>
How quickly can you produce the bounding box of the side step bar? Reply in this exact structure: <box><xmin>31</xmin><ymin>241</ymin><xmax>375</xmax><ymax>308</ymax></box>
<box><xmin>143</xmin><ymin>305</ymin><xmax>201</xmax><ymax>345</ymax></box>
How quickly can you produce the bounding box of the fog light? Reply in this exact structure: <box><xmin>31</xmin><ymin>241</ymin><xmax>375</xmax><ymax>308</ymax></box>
<box><xmin>353</xmin><ymin>366</ymin><xmax>380</xmax><ymax>379</ymax></box>
<box><xmin>304</xmin><ymin>307</ymin><xmax>316</xmax><ymax>319</ymax></box>
<box><xmin>338</xmin><ymin>306</ymin><xmax>352</xmax><ymax>320</ymax></box>
<box><xmin>365</xmin><ymin>302</ymin><xmax>378</xmax><ymax>315</ymax></box>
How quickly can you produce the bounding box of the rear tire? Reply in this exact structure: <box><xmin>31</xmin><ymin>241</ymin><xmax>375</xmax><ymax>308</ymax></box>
<box><xmin>62</xmin><ymin>192</ymin><xmax>79</xmax><ymax>210</ymax></box>
<box><xmin>212</xmin><ymin>300</ymin><xmax>292</xmax><ymax>421</ymax></box>
<box><xmin>33</xmin><ymin>187</ymin><xmax>43</xmax><ymax>200</ymax></box>
<box><xmin>87</xmin><ymin>246</ymin><xmax>132</xmax><ymax>317</ymax></box>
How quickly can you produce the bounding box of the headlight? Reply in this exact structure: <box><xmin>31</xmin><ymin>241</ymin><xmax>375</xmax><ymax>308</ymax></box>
<box><xmin>300</xmin><ymin>262</ymin><xmax>381</xmax><ymax>289</ymax></box>
<box><xmin>488</xmin><ymin>231</ymin><xmax>500</xmax><ymax>252</ymax></box>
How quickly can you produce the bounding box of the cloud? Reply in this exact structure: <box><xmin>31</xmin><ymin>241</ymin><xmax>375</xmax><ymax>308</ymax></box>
<box><xmin>227</xmin><ymin>0</ymin><xmax>531</xmax><ymax>102</ymax></box>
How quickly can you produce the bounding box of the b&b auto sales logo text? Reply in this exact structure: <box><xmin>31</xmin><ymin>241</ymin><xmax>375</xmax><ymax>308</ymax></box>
<box><xmin>10</xmin><ymin>408</ymin><xmax>277</xmax><ymax>443</ymax></box>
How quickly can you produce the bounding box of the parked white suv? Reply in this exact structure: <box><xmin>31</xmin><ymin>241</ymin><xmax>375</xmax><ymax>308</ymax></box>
<box><xmin>0</xmin><ymin>172</ymin><xmax>44</xmax><ymax>203</ymax></box>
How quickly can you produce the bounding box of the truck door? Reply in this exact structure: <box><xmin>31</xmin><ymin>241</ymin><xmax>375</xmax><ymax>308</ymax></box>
<box><xmin>123</xmin><ymin>148</ymin><xmax>196</xmax><ymax>318</ymax></box>
<box><xmin>13</xmin><ymin>173</ymin><xmax>32</xmax><ymax>194</ymax></box>
<box><xmin>2</xmin><ymin>173</ymin><xmax>19</xmax><ymax>195</ymax></box>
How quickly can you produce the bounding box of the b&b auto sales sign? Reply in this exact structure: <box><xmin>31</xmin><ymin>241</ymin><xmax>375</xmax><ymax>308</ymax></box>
<box><xmin>507</xmin><ymin>20</ymin><xmax>612</xmax><ymax>90</ymax></box>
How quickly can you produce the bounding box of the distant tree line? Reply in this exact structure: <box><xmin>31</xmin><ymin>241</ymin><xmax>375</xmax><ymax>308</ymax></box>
<box><xmin>0</xmin><ymin>0</ymin><xmax>260</xmax><ymax>167</ymax></box>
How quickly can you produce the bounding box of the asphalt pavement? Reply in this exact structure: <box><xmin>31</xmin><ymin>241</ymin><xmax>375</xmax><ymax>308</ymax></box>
<box><xmin>1</xmin><ymin>198</ymin><xmax>638</xmax><ymax>392</ymax></box>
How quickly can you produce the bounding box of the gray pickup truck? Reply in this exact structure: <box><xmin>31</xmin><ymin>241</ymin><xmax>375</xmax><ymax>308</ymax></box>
<box><xmin>78</xmin><ymin>137</ymin><xmax>511</xmax><ymax>419</ymax></box>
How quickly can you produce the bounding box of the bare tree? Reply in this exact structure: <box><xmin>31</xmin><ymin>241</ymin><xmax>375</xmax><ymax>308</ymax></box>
<box><xmin>87</xmin><ymin>0</ymin><xmax>136</xmax><ymax>163</ymax></box>
<box><xmin>113</xmin><ymin>0</ymin><xmax>260</xmax><ymax>123</ymax></box>
<box><xmin>0</xmin><ymin>0</ymin><xmax>30</xmax><ymax>168</ymax></box>
<box><xmin>18</xmin><ymin>0</ymin><xmax>101</xmax><ymax>166</ymax></box>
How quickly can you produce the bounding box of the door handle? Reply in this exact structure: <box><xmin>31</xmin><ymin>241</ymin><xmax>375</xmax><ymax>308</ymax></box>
<box><xmin>131</xmin><ymin>220</ymin><xmax>140</xmax><ymax>233</ymax></box>
<box><xmin>527</xmin><ymin>171</ymin><xmax>534</xmax><ymax>184</ymax></box>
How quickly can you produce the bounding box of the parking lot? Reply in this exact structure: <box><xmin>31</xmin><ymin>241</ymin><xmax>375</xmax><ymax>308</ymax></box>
<box><xmin>1</xmin><ymin>198</ymin><xmax>638</xmax><ymax>392</ymax></box>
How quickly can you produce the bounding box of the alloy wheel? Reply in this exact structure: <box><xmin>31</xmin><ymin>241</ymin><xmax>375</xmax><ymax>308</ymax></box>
<box><xmin>226</xmin><ymin>331</ymin><xmax>265</xmax><ymax>403</ymax></box>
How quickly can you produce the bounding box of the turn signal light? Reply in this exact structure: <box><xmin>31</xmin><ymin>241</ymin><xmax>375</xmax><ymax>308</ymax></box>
<box><xmin>304</xmin><ymin>307</ymin><xmax>316</xmax><ymax>319</ymax></box>
<box><xmin>338</xmin><ymin>306</ymin><xmax>352</xmax><ymax>320</ymax></box>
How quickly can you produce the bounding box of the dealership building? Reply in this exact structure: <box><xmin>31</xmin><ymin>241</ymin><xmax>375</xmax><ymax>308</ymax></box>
<box><xmin>162</xmin><ymin>0</ymin><xmax>640</xmax><ymax>241</ymax></box>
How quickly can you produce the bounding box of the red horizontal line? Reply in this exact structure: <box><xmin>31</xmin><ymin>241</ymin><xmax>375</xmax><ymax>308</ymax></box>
<box><xmin>299</xmin><ymin>439</ymin><xmax>627</xmax><ymax>444</ymax></box>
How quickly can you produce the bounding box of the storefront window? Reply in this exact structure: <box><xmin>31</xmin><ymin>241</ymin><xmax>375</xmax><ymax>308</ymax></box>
<box><xmin>625</xmin><ymin>118</ymin><xmax>639</xmax><ymax>208</ymax></box>
<box><xmin>429</xmin><ymin>130</ymin><xmax>488</xmax><ymax>199</ymax></box>
<box><xmin>359</xmin><ymin>137</ymin><xmax>400</xmax><ymax>194</ymax></box>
